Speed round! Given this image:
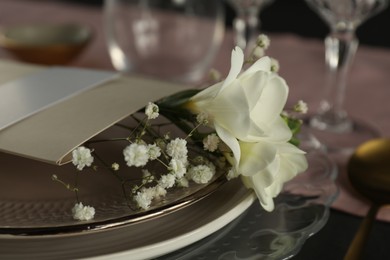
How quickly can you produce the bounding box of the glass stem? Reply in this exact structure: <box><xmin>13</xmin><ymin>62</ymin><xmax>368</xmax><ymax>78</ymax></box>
<box><xmin>233</xmin><ymin>10</ymin><xmax>259</xmax><ymax>50</ymax></box>
<box><xmin>312</xmin><ymin>29</ymin><xmax>359</xmax><ymax>132</ymax></box>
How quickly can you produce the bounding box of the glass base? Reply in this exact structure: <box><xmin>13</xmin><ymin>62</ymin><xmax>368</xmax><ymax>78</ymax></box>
<box><xmin>304</xmin><ymin>114</ymin><xmax>381</xmax><ymax>155</ymax></box>
<box><xmin>159</xmin><ymin>148</ymin><xmax>338</xmax><ymax>260</ymax></box>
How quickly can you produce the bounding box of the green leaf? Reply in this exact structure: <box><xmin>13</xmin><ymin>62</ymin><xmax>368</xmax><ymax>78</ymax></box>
<box><xmin>281</xmin><ymin>114</ymin><xmax>303</xmax><ymax>147</ymax></box>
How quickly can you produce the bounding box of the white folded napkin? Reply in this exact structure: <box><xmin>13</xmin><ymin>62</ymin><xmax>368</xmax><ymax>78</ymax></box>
<box><xmin>0</xmin><ymin>60</ymin><xmax>185</xmax><ymax>165</ymax></box>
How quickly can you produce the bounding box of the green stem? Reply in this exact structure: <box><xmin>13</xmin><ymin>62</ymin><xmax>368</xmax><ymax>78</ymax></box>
<box><xmin>74</xmin><ymin>172</ymin><xmax>80</xmax><ymax>203</ymax></box>
<box><xmin>86</xmin><ymin>146</ymin><xmax>131</xmax><ymax>207</ymax></box>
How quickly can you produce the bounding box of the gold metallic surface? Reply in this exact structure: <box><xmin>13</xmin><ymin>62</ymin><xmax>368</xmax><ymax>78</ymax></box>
<box><xmin>345</xmin><ymin>138</ymin><xmax>390</xmax><ymax>260</ymax></box>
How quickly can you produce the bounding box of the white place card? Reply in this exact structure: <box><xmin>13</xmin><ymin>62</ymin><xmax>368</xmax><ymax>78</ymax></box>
<box><xmin>0</xmin><ymin>67</ymin><xmax>118</xmax><ymax>131</ymax></box>
<box><xmin>0</xmin><ymin>61</ymin><xmax>185</xmax><ymax>165</ymax></box>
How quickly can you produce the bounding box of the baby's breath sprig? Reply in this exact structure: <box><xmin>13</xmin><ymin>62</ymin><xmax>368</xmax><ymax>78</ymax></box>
<box><xmin>57</xmin><ymin>100</ymin><xmax>222</xmax><ymax>218</ymax></box>
<box><xmin>53</xmin><ymin>34</ymin><xmax>309</xmax><ymax>221</ymax></box>
<box><xmin>245</xmin><ymin>34</ymin><xmax>270</xmax><ymax>64</ymax></box>
<box><xmin>51</xmin><ymin>174</ymin><xmax>79</xmax><ymax>194</ymax></box>
<box><xmin>51</xmin><ymin>173</ymin><xmax>96</xmax><ymax>221</ymax></box>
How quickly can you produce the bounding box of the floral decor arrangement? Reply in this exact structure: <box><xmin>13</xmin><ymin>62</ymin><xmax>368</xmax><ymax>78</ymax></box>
<box><xmin>53</xmin><ymin>34</ymin><xmax>308</xmax><ymax>221</ymax></box>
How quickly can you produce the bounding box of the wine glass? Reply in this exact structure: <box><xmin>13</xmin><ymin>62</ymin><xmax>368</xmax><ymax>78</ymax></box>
<box><xmin>104</xmin><ymin>0</ymin><xmax>225</xmax><ymax>84</ymax></box>
<box><xmin>226</xmin><ymin>0</ymin><xmax>274</xmax><ymax>50</ymax></box>
<box><xmin>304</xmin><ymin>0</ymin><xmax>388</xmax><ymax>153</ymax></box>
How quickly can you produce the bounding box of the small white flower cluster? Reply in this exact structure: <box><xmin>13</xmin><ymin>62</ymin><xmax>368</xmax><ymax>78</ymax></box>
<box><xmin>294</xmin><ymin>100</ymin><xmax>308</xmax><ymax>114</ymax></box>
<box><xmin>72</xmin><ymin>202</ymin><xmax>95</xmax><ymax>221</ymax></box>
<box><xmin>166</xmin><ymin>138</ymin><xmax>187</xmax><ymax>160</ymax></box>
<box><xmin>253</xmin><ymin>34</ymin><xmax>270</xmax><ymax>59</ymax></box>
<box><xmin>203</xmin><ymin>133</ymin><xmax>220</xmax><ymax>152</ymax></box>
<box><xmin>123</xmin><ymin>142</ymin><xmax>161</xmax><ymax>167</ymax></box>
<box><xmin>270</xmin><ymin>58</ymin><xmax>280</xmax><ymax>73</ymax></box>
<box><xmin>134</xmin><ymin>185</ymin><xmax>167</xmax><ymax>210</ymax></box>
<box><xmin>132</xmin><ymin>137</ymin><xmax>216</xmax><ymax>210</ymax></box>
<box><xmin>124</xmin><ymin>105</ymin><xmax>217</xmax><ymax>210</ymax></box>
<box><xmin>196</xmin><ymin>112</ymin><xmax>209</xmax><ymax>125</ymax></box>
<box><xmin>187</xmin><ymin>163</ymin><xmax>215</xmax><ymax>184</ymax></box>
<box><xmin>244</xmin><ymin>34</ymin><xmax>280</xmax><ymax>73</ymax></box>
<box><xmin>256</xmin><ymin>34</ymin><xmax>270</xmax><ymax>49</ymax></box>
<box><xmin>72</xmin><ymin>146</ymin><xmax>94</xmax><ymax>171</ymax></box>
<box><xmin>282</xmin><ymin>100</ymin><xmax>309</xmax><ymax>119</ymax></box>
<box><xmin>145</xmin><ymin>102</ymin><xmax>159</xmax><ymax>119</ymax></box>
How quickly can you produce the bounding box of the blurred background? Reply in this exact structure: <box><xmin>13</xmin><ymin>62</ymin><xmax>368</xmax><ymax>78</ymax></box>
<box><xmin>63</xmin><ymin>0</ymin><xmax>390</xmax><ymax>48</ymax></box>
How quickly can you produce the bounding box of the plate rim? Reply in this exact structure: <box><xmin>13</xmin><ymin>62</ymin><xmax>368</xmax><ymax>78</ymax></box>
<box><xmin>0</xmin><ymin>171</ymin><xmax>228</xmax><ymax>237</ymax></box>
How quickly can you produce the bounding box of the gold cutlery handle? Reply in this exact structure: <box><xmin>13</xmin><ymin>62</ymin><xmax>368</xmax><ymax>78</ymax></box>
<box><xmin>344</xmin><ymin>204</ymin><xmax>380</xmax><ymax>260</ymax></box>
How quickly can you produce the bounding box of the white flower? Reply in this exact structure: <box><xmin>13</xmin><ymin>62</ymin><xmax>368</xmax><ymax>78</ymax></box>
<box><xmin>142</xmin><ymin>169</ymin><xmax>153</xmax><ymax>180</ymax></box>
<box><xmin>256</xmin><ymin>34</ymin><xmax>270</xmax><ymax>49</ymax></box>
<box><xmin>133</xmin><ymin>186</ymin><xmax>168</xmax><ymax>208</ymax></box>
<box><xmin>239</xmin><ymin>142</ymin><xmax>308</xmax><ymax>211</ymax></box>
<box><xmin>123</xmin><ymin>143</ymin><xmax>149</xmax><ymax>167</ymax></box>
<box><xmin>188</xmin><ymin>164</ymin><xmax>215</xmax><ymax>184</ymax></box>
<box><xmin>141</xmin><ymin>170</ymin><xmax>154</xmax><ymax>184</ymax></box>
<box><xmin>145</xmin><ymin>102</ymin><xmax>159</xmax><ymax>119</ymax></box>
<box><xmin>177</xmin><ymin>177</ymin><xmax>189</xmax><ymax>187</ymax></box>
<box><xmin>147</xmin><ymin>143</ymin><xmax>161</xmax><ymax>160</ymax></box>
<box><xmin>166</xmin><ymin>138</ymin><xmax>188</xmax><ymax>160</ymax></box>
<box><xmin>169</xmin><ymin>158</ymin><xmax>187</xmax><ymax>179</ymax></box>
<box><xmin>111</xmin><ymin>162</ymin><xmax>120</xmax><ymax>171</ymax></box>
<box><xmin>154</xmin><ymin>185</ymin><xmax>167</xmax><ymax>197</ymax></box>
<box><xmin>196</xmin><ymin>112</ymin><xmax>209</xmax><ymax>125</ymax></box>
<box><xmin>203</xmin><ymin>133</ymin><xmax>220</xmax><ymax>152</ymax></box>
<box><xmin>188</xmin><ymin>47</ymin><xmax>291</xmax><ymax>170</ymax></box>
<box><xmin>185</xmin><ymin>46</ymin><xmax>308</xmax><ymax>212</ymax></box>
<box><xmin>158</xmin><ymin>174</ymin><xmax>176</xmax><ymax>189</ymax></box>
<box><xmin>134</xmin><ymin>188</ymin><xmax>154</xmax><ymax>210</ymax></box>
<box><xmin>72</xmin><ymin>202</ymin><xmax>95</xmax><ymax>221</ymax></box>
<box><xmin>253</xmin><ymin>46</ymin><xmax>265</xmax><ymax>58</ymax></box>
<box><xmin>270</xmin><ymin>58</ymin><xmax>280</xmax><ymax>73</ymax></box>
<box><xmin>226</xmin><ymin>168</ymin><xmax>239</xmax><ymax>180</ymax></box>
<box><xmin>72</xmin><ymin>146</ymin><xmax>94</xmax><ymax>171</ymax></box>
<box><xmin>294</xmin><ymin>100</ymin><xmax>308</xmax><ymax>114</ymax></box>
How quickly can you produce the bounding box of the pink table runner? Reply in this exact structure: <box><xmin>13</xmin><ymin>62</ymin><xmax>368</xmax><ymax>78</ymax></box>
<box><xmin>1</xmin><ymin>0</ymin><xmax>390</xmax><ymax>221</ymax></box>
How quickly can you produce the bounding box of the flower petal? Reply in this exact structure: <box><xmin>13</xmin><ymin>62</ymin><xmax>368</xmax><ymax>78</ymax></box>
<box><xmin>212</xmin><ymin>81</ymin><xmax>252</xmax><ymax>134</ymax></box>
<box><xmin>220</xmin><ymin>47</ymin><xmax>244</xmax><ymax>92</ymax></box>
<box><xmin>265</xmin><ymin>143</ymin><xmax>308</xmax><ymax>196</ymax></box>
<box><xmin>239</xmin><ymin>70</ymin><xmax>269</xmax><ymax>110</ymax></box>
<box><xmin>241</xmin><ymin>174</ymin><xmax>275</xmax><ymax>211</ymax></box>
<box><xmin>253</xmin><ymin>116</ymin><xmax>292</xmax><ymax>142</ymax></box>
<box><xmin>251</xmin><ymin>75</ymin><xmax>289</xmax><ymax>124</ymax></box>
<box><xmin>239</xmin><ymin>141</ymin><xmax>277</xmax><ymax>177</ymax></box>
<box><xmin>241</xmin><ymin>56</ymin><xmax>272</xmax><ymax>77</ymax></box>
<box><xmin>191</xmin><ymin>81</ymin><xmax>222</xmax><ymax>103</ymax></box>
<box><xmin>215</xmin><ymin>124</ymin><xmax>241</xmax><ymax>168</ymax></box>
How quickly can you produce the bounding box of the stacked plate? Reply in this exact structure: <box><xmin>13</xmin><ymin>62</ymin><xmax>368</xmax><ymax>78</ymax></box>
<box><xmin>0</xmin><ymin>147</ymin><xmax>337</xmax><ymax>259</ymax></box>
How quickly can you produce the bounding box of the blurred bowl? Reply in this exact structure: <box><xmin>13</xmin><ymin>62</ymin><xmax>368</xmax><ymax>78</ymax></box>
<box><xmin>0</xmin><ymin>23</ymin><xmax>92</xmax><ymax>65</ymax></box>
